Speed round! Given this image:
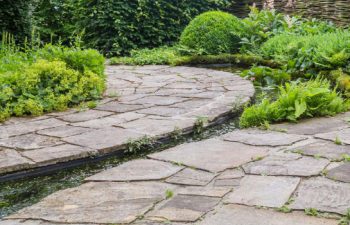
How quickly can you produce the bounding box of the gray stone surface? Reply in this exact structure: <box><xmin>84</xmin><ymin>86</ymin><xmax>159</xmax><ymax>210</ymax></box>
<box><xmin>327</xmin><ymin>163</ymin><xmax>350</xmax><ymax>183</ymax></box>
<box><xmin>214</xmin><ymin>169</ymin><xmax>245</xmax><ymax>187</ymax></box>
<box><xmin>72</xmin><ymin>112</ymin><xmax>145</xmax><ymax>128</ymax></box>
<box><xmin>166</xmin><ymin>168</ymin><xmax>215</xmax><ymax>186</ymax></box>
<box><xmin>290</xmin><ymin>140</ymin><xmax>350</xmax><ymax>161</ymax></box>
<box><xmin>178</xmin><ymin>186</ymin><xmax>231</xmax><ymax>198</ymax></box>
<box><xmin>37</xmin><ymin>125</ymin><xmax>93</xmax><ymax>138</ymax></box>
<box><xmin>271</xmin><ymin>117</ymin><xmax>348</xmax><ymax>135</ymax></box>
<box><xmin>148</xmin><ymin>195</ymin><xmax>220</xmax><ymax>222</ymax></box>
<box><xmin>21</xmin><ymin>145</ymin><xmax>96</xmax><ymax>166</ymax></box>
<box><xmin>223</xmin><ymin>129</ymin><xmax>307</xmax><ymax>147</ymax></box>
<box><xmin>243</xmin><ymin>153</ymin><xmax>329</xmax><ymax>176</ymax></box>
<box><xmin>199</xmin><ymin>205</ymin><xmax>338</xmax><ymax>225</ymax></box>
<box><xmin>149</xmin><ymin>139</ymin><xmax>268</xmax><ymax>172</ymax></box>
<box><xmin>226</xmin><ymin>175</ymin><xmax>300</xmax><ymax>208</ymax></box>
<box><xmin>315</xmin><ymin>128</ymin><xmax>350</xmax><ymax>145</ymax></box>
<box><xmin>58</xmin><ymin>110</ymin><xmax>113</xmax><ymax>123</ymax></box>
<box><xmin>86</xmin><ymin>159</ymin><xmax>183</xmax><ymax>182</ymax></box>
<box><xmin>0</xmin><ymin>220</ymin><xmax>92</xmax><ymax>225</ymax></box>
<box><xmin>0</xmin><ymin>118</ymin><xmax>67</xmax><ymax>139</ymax></box>
<box><xmin>8</xmin><ymin>182</ymin><xmax>174</xmax><ymax>224</ymax></box>
<box><xmin>120</xmin><ymin>117</ymin><xmax>195</xmax><ymax>137</ymax></box>
<box><xmin>0</xmin><ymin>148</ymin><xmax>33</xmax><ymax>173</ymax></box>
<box><xmin>0</xmin><ymin>134</ymin><xmax>63</xmax><ymax>150</ymax></box>
<box><xmin>291</xmin><ymin>177</ymin><xmax>350</xmax><ymax>214</ymax></box>
<box><xmin>63</xmin><ymin>127</ymin><xmax>144</xmax><ymax>152</ymax></box>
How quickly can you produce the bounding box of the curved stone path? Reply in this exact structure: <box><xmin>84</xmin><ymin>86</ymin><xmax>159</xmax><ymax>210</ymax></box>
<box><xmin>0</xmin><ymin>65</ymin><xmax>254</xmax><ymax>175</ymax></box>
<box><xmin>1</xmin><ymin>112</ymin><xmax>350</xmax><ymax>224</ymax></box>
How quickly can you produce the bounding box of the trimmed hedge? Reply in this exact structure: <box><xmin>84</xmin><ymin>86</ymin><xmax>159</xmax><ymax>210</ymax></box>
<box><xmin>180</xmin><ymin>11</ymin><xmax>242</xmax><ymax>55</ymax></box>
<box><xmin>34</xmin><ymin>0</ymin><xmax>231</xmax><ymax>56</ymax></box>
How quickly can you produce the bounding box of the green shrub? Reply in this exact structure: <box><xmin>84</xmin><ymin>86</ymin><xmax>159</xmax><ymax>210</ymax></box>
<box><xmin>110</xmin><ymin>47</ymin><xmax>178</xmax><ymax>65</ymax></box>
<box><xmin>36</xmin><ymin>45</ymin><xmax>105</xmax><ymax>76</ymax></box>
<box><xmin>0</xmin><ymin>59</ymin><xmax>105</xmax><ymax>121</ymax></box>
<box><xmin>179</xmin><ymin>11</ymin><xmax>242</xmax><ymax>55</ymax></box>
<box><xmin>260</xmin><ymin>31</ymin><xmax>350</xmax><ymax>73</ymax></box>
<box><xmin>240</xmin><ymin>7</ymin><xmax>336</xmax><ymax>54</ymax></box>
<box><xmin>242</xmin><ymin>66</ymin><xmax>291</xmax><ymax>86</ymax></box>
<box><xmin>240</xmin><ymin>78</ymin><xmax>349</xmax><ymax>128</ymax></box>
<box><xmin>0</xmin><ymin>43</ymin><xmax>105</xmax><ymax>122</ymax></box>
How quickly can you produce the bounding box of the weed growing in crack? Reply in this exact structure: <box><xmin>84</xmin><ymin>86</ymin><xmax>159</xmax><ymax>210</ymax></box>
<box><xmin>339</xmin><ymin>209</ymin><xmax>350</xmax><ymax>225</ymax></box>
<box><xmin>125</xmin><ymin>136</ymin><xmax>155</xmax><ymax>154</ymax></box>
<box><xmin>305</xmin><ymin>208</ymin><xmax>319</xmax><ymax>217</ymax></box>
<box><xmin>165</xmin><ymin>189</ymin><xmax>174</xmax><ymax>199</ymax></box>
<box><xmin>277</xmin><ymin>198</ymin><xmax>294</xmax><ymax>213</ymax></box>
<box><xmin>335</xmin><ymin>136</ymin><xmax>343</xmax><ymax>145</ymax></box>
<box><xmin>171</xmin><ymin>126</ymin><xmax>183</xmax><ymax>141</ymax></box>
<box><xmin>194</xmin><ymin>116</ymin><xmax>209</xmax><ymax>135</ymax></box>
<box><xmin>342</xmin><ymin>154</ymin><xmax>350</xmax><ymax>162</ymax></box>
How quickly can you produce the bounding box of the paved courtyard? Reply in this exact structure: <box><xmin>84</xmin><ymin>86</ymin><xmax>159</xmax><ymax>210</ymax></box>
<box><xmin>1</xmin><ymin>66</ymin><xmax>350</xmax><ymax>224</ymax></box>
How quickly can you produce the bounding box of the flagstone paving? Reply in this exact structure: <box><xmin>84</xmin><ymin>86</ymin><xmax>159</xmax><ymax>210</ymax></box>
<box><xmin>0</xmin><ymin>65</ymin><xmax>254</xmax><ymax>175</ymax></box>
<box><xmin>2</xmin><ymin>111</ymin><xmax>350</xmax><ymax>225</ymax></box>
<box><xmin>1</xmin><ymin>66</ymin><xmax>350</xmax><ymax>224</ymax></box>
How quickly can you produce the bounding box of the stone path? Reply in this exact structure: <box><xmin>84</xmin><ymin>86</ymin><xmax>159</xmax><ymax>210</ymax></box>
<box><xmin>2</xmin><ymin>112</ymin><xmax>350</xmax><ymax>224</ymax></box>
<box><xmin>0</xmin><ymin>65</ymin><xmax>254</xmax><ymax>175</ymax></box>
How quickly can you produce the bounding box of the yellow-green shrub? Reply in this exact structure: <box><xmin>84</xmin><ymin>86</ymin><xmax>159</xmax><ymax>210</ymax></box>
<box><xmin>0</xmin><ymin>59</ymin><xmax>105</xmax><ymax>121</ymax></box>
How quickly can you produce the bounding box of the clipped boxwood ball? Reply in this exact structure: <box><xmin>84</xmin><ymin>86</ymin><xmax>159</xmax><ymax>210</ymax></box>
<box><xmin>179</xmin><ymin>11</ymin><xmax>242</xmax><ymax>55</ymax></box>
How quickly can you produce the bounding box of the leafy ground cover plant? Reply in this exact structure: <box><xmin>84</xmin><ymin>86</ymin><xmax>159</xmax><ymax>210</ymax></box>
<box><xmin>240</xmin><ymin>78</ymin><xmax>349</xmax><ymax>128</ymax></box>
<box><xmin>241</xmin><ymin>66</ymin><xmax>291</xmax><ymax>86</ymax></box>
<box><xmin>0</xmin><ymin>39</ymin><xmax>105</xmax><ymax>122</ymax></box>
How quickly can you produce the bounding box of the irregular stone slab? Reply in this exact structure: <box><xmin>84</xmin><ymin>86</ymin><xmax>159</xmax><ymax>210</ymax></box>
<box><xmin>199</xmin><ymin>205</ymin><xmax>338</xmax><ymax>225</ymax></box>
<box><xmin>130</xmin><ymin>96</ymin><xmax>187</xmax><ymax>106</ymax></box>
<box><xmin>149</xmin><ymin>139</ymin><xmax>268</xmax><ymax>172</ymax></box>
<box><xmin>58</xmin><ymin>110</ymin><xmax>113</xmax><ymax>123</ymax></box>
<box><xmin>214</xmin><ymin>169</ymin><xmax>245</xmax><ymax>187</ymax></box>
<box><xmin>37</xmin><ymin>125</ymin><xmax>93</xmax><ymax>138</ymax></box>
<box><xmin>72</xmin><ymin>112</ymin><xmax>145</xmax><ymax>129</ymax></box>
<box><xmin>0</xmin><ymin>149</ymin><xmax>33</xmax><ymax>173</ymax></box>
<box><xmin>133</xmin><ymin>221</ymin><xmax>187</xmax><ymax>225</ymax></box>
<box><xmin>290</xmin><ymin>140</ymin><xmax>350</xmax><ymax>161</ymax></box>
<box><xmin>136</xmin><ymin>106</ymin><xmax>190</xmax><ymax>117</ymax></box>
<box><xmin>243</xmin><ymin>153</ymin><xmax>329</xmax><ymax>176</ymax></box>
<box><xmin>148</xmin><ymin>195</ymin><xmax>220</xmax><ymax>222</ymax></box>
<box><xmin>0</xmin><ymin>220</ymin><xmax>92</xmax><ymax>225</ymax></box>
<box><xmin>271</xmin><ymin>117</ymin><xmax>348</xmax><ymax>135</ymax></box>
<box><xmin>315</xmin><ymin>128</ymin><xmax>350</xmax><ymax>145</ymax></box>
<box><xmin>226</xmin><ymin>175</ymin><xmax>300</xmax><ymax>208</ymax></box>
<box><xmin>21</xmin><ymin>144</ymin><xmax>96</xmax><ymax>167</ymax></box>
<box><xmin>223</xmin><ymin>129</ymin><xmax>307</xmax><ymax>147</ymax></box>
<box><xmin>0</xmin><ymin>134</ymin><xmax>63</xmax><ymax>150</ymax></box>
<box><xmin>291</xmin><ymin>177</ymin><xmax>350</xmax><ymax>214</ymax></box>
<box><xmin>63</xmin><ymin>127</ymin><xmax>144</xmax><ymax>153</ymax></box>
<box><xmin>166</xmin><ymin>168</ymin><xmax>215</xmax><ymax>186</ymax></box>
<box><xmin>178</xmin><ymin>186</ymin><xmax>231</xmax><ymax>198</ymax></box>
<box><xmin>8</xmin><ymin>182</ymin><xmax>174</xmax><ymax>224</ymax></box>
<box><xmin>86</xmin><ymin>159</ymin><xmax>182</xmax><ymax>182</ymax></box>
<box><xmin>120</xmin><ymin>117</ymin><xmax>194</xmax><ymax>137</ymax></box>
<box><xmin>216</xmin><ymin>169</ymin><xmax>245</xmax><ymax>180</ymax></box>
<box><xmin>0</xmin><ymin>118</ymin><xmax>66</xmax><ymax>139</ymax></box>
<box><xmin>96</xmin><ymin>102</ymin><xmax>146</xmax><ymax>113</ymax></box>
<box><xmin>327</xmin><ymin>163</ymin><xmax>350</xmax><ymax>183</ymax></box>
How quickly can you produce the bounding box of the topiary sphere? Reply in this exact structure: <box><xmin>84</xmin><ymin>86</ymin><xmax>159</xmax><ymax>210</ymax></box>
<box><xmin>179</xmin><ymin>11</ymin><xmax>242</xmax><ymax>55</ymax></box>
